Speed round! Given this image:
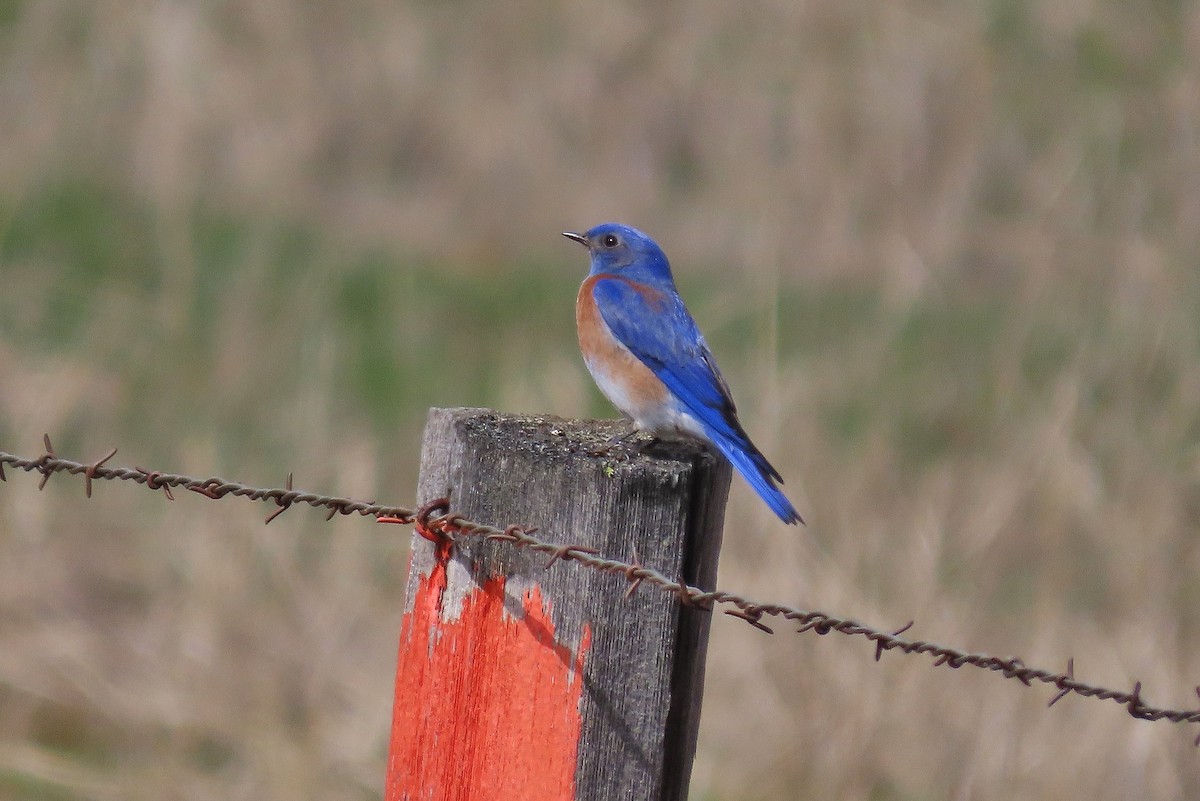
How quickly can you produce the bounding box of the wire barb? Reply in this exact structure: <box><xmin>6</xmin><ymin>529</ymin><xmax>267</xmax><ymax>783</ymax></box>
<box><xmin>264</xmin><ymin>472</ymin><xmax>295</xmax><ymax>524</ymax></box>
<box><xmin>37</xmin><ymin>434</ymin><xmax>56</xmax><ymax>490</ymax></box>
<box><xmin>84</xmin><ymin>447</ymin><xmax>119</xmax><ymax>499</ymax></box>
<box><xmin>1048</xmin><ymin>658</ymin><xmax>1076</xmax><ymax>708</ymax></box>
<box><xmin>876</xmin><ymin>621</ymin><xmax>915</xmax><ymax>662</ymax></box>
<box><xmin>1127</xmin><ymin>681</ymin><xmax>1146</xmax><ymax>720</ymax></box>
<box><xmin>725</xmin><ymin>607</ymin><xmax>774</xmax><ymax>634</ymax></box>
<box><xmin>622</xmin><ymin>548</ymin><xmax>646</xmax><ymax>599</ymax></box>
<box><xmin>135</xmin><ymin>467</ymin><xmax>175</xmax><ymax>500</ymax></box>
<box><xmin>543</xmin><ymin>540</ymin><xmax>598</xmax><ymax>571</ymax></box>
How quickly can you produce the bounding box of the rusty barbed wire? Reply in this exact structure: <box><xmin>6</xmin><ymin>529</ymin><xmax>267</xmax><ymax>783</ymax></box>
<box><xmin>0</xmin><ymin>436</ymin><xmax>417</xmax><ymax>523</ymax></box>
<box><xmin>3</xmin><ymin>439</ymin><xmax>1200</xmax><ymax>737</ymax></box>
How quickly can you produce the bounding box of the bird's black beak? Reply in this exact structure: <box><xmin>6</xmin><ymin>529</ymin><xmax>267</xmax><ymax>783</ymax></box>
<box><xmin>562</xmin><ymin>231</ymin><xmax>588</xmax><ymax>247</ymax></box>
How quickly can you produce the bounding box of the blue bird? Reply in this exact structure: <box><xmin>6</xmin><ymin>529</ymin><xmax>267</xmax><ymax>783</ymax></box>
<box><xmin>564</xmin><ymin>223</ymin><xmax>802</xmax><ymax>524</ymax></box>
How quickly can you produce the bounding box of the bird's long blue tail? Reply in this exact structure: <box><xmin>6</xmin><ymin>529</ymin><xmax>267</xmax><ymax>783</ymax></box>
<box><xmin>707</xmin><ymin>430</ymin><xmax>802</xmax><ymax>525</ymax></box>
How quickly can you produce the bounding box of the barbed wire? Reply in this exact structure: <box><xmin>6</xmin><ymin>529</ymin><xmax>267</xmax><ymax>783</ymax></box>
<box><xmin>3</xmin><ymin>437</ymin><xmax>1199</xmax><ymax>739</ymax></box>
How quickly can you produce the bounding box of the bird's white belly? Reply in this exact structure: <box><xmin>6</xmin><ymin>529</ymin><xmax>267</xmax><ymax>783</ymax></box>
<box><xmin>583</xmin><ymin>350</ymin><xmax>706</xmax><ymax>439</ymax></box>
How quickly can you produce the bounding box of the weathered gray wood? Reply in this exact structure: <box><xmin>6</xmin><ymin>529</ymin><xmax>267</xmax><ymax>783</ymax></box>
<box><xmin>399</xmin><ymin>407</ymin><xmax>730</xmax><ymax>801</ymax></box>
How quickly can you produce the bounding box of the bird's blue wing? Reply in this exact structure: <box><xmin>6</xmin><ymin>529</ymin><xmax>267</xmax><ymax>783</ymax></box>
<box><xmin>591</xmin><ymin>275</ymin><xmax>801</xmax><ymax>523</ymax></box>
<box><xmin>591</xmin><ymin>276</ymin><xmax>783</xmax><ymax>483</ymax></box>
<box><xmin>592</xmin><ymin>278</ymin><xmax>729</xmax><ymax>413</ymax></box>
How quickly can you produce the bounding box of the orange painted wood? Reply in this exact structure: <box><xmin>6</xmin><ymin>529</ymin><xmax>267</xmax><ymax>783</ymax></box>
<box><xmin>388</xmin><ymin>560</ymin><xmax>591</xmax><ymax>799</ymax></box>
<box><xmin>386</xmin><ymin>408</ymin><xmax>730</xmax><ymax>801</ymax></box>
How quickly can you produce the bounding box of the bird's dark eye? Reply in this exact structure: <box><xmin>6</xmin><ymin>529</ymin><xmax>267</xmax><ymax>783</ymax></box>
<box><xmin>602</xmin><ymin>234</ymin><xmax>619</xmax><ymax>248</ymax></box>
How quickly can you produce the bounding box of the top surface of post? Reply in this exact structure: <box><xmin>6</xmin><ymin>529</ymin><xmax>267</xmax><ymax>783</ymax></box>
<box><xmin>435</xmin><ymin>407</ymin><xmax>720</xmax><ymax>474</ymax></box>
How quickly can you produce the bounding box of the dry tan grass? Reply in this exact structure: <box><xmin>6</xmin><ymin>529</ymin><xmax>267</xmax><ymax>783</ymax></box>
<box><xmin>2</xmin><ymin>1</ymin><xmax>1200</xmax><ymax>799</ymax></box>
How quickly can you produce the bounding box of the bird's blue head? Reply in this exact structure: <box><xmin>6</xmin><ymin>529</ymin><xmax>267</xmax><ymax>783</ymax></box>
<box><xmin>563</xmin><ymin>223</ymin><xmax>674</xmax><ymax>284</ymax></box>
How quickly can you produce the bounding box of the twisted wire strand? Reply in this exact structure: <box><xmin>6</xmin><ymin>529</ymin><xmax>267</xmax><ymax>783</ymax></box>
<box><xmin>3</xmin><ymin>442</ymin><xmax>1199</xmax><ymax>733</ymax></box>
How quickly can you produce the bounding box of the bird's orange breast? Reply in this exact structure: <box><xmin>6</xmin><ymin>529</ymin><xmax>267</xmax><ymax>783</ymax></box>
<box><xmin>576</xmin><ymin>275</ymin><xmax>670</xmax><ymax>416</ymax></box>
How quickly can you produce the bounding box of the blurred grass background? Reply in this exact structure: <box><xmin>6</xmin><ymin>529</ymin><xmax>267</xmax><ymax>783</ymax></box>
<box><xmin>2</xmin><ymin>1</ymin><xmax>1200</xmax><ymax>799</ymax></box>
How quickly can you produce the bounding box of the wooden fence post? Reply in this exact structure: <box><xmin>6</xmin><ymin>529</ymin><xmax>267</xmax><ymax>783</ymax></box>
<box><xmin>386</xmin><ymin>407</ymin><xmax>731</xmax><ymax>801</ymax></box>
